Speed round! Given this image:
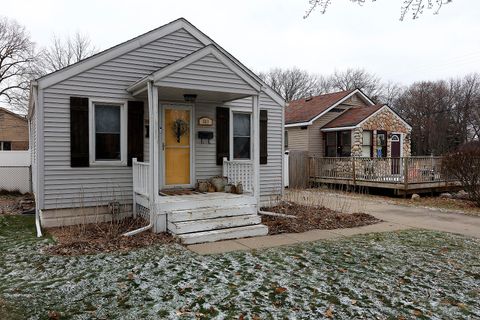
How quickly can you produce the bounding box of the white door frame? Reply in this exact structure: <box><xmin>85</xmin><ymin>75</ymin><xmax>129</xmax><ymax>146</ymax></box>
<box><xmin>160</xmin><ymin>103</ymin><xmax>195</xmax><ymax>189</ymax></box>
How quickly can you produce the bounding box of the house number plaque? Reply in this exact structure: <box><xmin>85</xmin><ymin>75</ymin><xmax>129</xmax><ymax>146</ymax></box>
<box><xmin>198</xmin><ymin>117</ymin><xmax>213</xmax><ymax>126</ymax></box>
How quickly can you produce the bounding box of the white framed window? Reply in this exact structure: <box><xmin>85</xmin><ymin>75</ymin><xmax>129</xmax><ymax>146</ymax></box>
<box><xmin>230</xmin><ymin>111</ymin><xmax>252</xmax><ymax>160</ymax></box>
<box><xmin>89</xmin><ymin>100</ymin><xmax>127</xmax><ymax>166</ymax></box>
<box><xmin>361</xmin><ymin>131</ymin><xmax>372</xmax><ymax>157</ymax></box>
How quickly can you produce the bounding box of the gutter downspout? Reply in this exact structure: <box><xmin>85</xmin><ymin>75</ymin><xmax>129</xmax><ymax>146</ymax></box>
<box><xmin>31</xmin><ymin>84</ymin><xmax>42</xmax><ymax>237</ymax></box>
<box><xmin>123</xmin><ymin>81</ymin><xmax>155</xmax><ymax>236</ymax></box>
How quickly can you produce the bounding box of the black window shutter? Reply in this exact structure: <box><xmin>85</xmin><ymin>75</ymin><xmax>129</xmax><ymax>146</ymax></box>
<box><xmin>216</xmin><ymin>107</ymin><xmax>230</xmax><ymax>165</ymax></box>
<box><xmin>128</xmin><ymin>101</ymin><xmax>144</xmax><ymax>166</ymax></box>
<box><xmin>260</xmin><ymin>109</ymin><xmax>268</xmax><ymax>164</ymax></box>
<box><xmin>70</xmin><ymin>97</ymin><xmax>89</xmax><ymax>167</ymax></box>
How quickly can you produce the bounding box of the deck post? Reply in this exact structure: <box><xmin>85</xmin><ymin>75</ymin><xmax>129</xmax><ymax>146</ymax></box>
<box><xmin>403</xmin><ymin>157</ymin><xmax>409</xmax><ymax>198</ymax></box>
<box><xmin>252</xmin><ymin>95</ymin><xmax>260</xmax><ymax>204</ymax></box>
<box><xmin>352</xmin><ymin>157</ymin><xmax>356</xmax><ymax>187</ymax></box>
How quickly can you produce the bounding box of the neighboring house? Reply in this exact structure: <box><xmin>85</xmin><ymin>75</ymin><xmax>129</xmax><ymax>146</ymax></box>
<box><xmin>285</xmin><ymin>89</ymin><xmax>412</xmax><ymax>158</ymax></box>
<box><xmin>28</xmin><ymin>18</ymin><xmax>285</xmax><ymax>243</ymax></box>
<box><xmin>0</xmin><ymin>107</ymin><xmax>29</xmax><ymax>151</ymax></box>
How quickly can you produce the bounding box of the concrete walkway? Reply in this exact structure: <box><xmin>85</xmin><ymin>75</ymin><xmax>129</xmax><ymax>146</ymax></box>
<box><xmin>187</xmin><ymin>221</ymin><xmax>410</xmax><ymax>255</ymax></box>
<box><xmin>188</xmin><ymin>191</ymin><xmax>480</xmax><ymax>255</ymax></box>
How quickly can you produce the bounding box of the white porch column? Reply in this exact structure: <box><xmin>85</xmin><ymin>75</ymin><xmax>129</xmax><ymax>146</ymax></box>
<box><xmin>252</xmin><ymin>94</ymin><xmax>260</xmax><ymax>203</ymax></box>
<box><xmin>147</xmin><ymin>82</ymin><xmax>165</xmax><ymax>231</ymax></box>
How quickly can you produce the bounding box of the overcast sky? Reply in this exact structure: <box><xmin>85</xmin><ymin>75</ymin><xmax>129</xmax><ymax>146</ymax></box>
<box><xmin>3</xmin><ymin>0</ymin><xmax>480</xmax><ymax>85</ymax></box>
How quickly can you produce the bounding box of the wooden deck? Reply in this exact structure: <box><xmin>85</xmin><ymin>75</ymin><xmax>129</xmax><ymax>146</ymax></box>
<box><xmin>288</xmin><ymin>154</ymin><xmax>461</xmax><ymax>195</ymax></box>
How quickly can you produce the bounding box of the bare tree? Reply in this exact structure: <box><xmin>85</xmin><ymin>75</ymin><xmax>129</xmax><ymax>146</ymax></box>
<box><xmin>304</xmin><ymin>0</ymin><xmax>453</xmax><ymax>20</ymax></box>
<box><xmin>259</xmin><ymin>67</ymin><xmax>328</xmax><ymax>101</ymax></box>
<box><xmin>0</xmin><ymin>17</ymin><xmax>38</xmax><ymax>113</ymax></box>
<box><xmin>326</xmin><ymin>68</ymin><xmax>384</xmax><ymax>101</ymax></box>
<box><xmin>41</xmin><ymin>32</ymin><xmax>98</xmax><ymax>74</ymax></box>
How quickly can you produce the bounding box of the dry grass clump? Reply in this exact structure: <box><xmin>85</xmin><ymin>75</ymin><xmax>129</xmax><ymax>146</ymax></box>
<box><xmin>45</xmin><ymin>217</ymin><xmax>175</xmax><ymax>256</ymax></box>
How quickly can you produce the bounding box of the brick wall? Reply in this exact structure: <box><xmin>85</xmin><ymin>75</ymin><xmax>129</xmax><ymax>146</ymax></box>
<box><xmin>0</xmin><ymin>109</ymin><xmax>29</xmax><ymax>150</ymax></box>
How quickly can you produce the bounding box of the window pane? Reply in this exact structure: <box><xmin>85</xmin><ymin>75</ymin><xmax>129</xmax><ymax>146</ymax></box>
<box><xmin>362</xmin><ymin>146</ymin><xmax>371</xmax><ymax>157</ymax></box>
<box><xmin>96</xmin><ymin>133</ymin><xmax>120</xmax><ymax>160</ymax></box>
<box><xmin>326</xmin><ymin>147</ymin><xmax>336</xmax><ymax>157</ymax></box>
<box><xmin>95</xmin><ymin>104</ymin><xmax>121</xmax><ymax>160</ymax></box>
<box><xmin>233</xmin><ymin>113</ymin><xmax>250</xmax><ymax>137</ymax></box>
<box><xmin>326</xmin><ymin>132</ymin><xmax>336</xmax><ymax>145</ymax></box>
<box><xmin>341</xmin><ymin>131</ymin><xmax>351</xmax><ymax>145</ymax></box>
<box><xmin>362</xmin><ymin>131</ymin><xmax>371</xmax><ymax>145</ymax></box>
<box><xmin>233</xmin><ymin>137</ymin><xmax>250</xmax><ymax>159</ymax></box>
<box><xmin>96</xmin><ymin>105</ymin><xmax>120</xmax><ymax>134</ymax></box>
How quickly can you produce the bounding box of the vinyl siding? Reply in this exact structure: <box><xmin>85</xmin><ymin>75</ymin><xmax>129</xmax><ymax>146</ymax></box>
<box><xmin>194</xmin><ymin>103</ymin><xmax>222</xmax><ymax>180</ymax></box>
<box><xmin>225</xmin><ymin>94</ymin><xmax>283</xmax><ymax>203</ymax></box>
<box><xmin>308</xmin><ymin>105</ymin><xmax>350</xmax><ymax>155</ymax></box>
<box><xmin>286</xmin><ymin>127</ymin><xmax>309</xmax><ymax>151</ymax></box>
<box><xmin>41</xmin><ymin>29</ymin><xmax>204</xmax><ymax>209</ymax></box>
<box><xmin>158</xmin><ymin>54</ymin><xmax>256</xmax><ymax>94</ymax></box>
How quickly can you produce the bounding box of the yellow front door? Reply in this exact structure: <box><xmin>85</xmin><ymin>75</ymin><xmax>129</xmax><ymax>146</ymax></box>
<box><xmin>164</xmin><ymin>107</ymin><xmax>191</xmax><ymax>186</ymax></box>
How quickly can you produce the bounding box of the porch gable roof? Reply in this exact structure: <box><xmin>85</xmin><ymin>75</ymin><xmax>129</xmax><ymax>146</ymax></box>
<box><xmin>322</xmin><ymin>104</ymin><xmax>413</xmax><ymax>131</ymax></box>
<box><xmin>127</xmin><ymin>45</ymin><xmax>262</xmax><ymax>96</ymax></box>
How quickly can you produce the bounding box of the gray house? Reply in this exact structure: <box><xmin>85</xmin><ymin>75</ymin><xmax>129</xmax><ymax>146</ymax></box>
<box><xmin>28</xmin><ymin>18</ymin><xmax>285</xmax><ymax>244</ymax></box>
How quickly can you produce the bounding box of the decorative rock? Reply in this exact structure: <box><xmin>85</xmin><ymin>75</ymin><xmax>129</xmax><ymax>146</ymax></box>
<box><xmin>411</xmin><ymin>194</ymin><xmax>420</xmax><ymax>201</ymax></box>
<box><xmin>455</xmin><ymin>190</ymin><xmax>469</xmax><ymax>200</ymax></box>
<box><xmin>439</xmin><ymin>193</ymin><xmax>452</xmax><ymax>199</ymax></box>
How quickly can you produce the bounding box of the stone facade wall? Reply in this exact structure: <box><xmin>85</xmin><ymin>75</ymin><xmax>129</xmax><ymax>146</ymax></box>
<box><xmin>351</xmin><ymin>107</ymin><xmax>411</xmax><ymax>158</ymax></box>
<box><xmin>0</xmin><ymin>109</ymin><xmax>29</xmax><ymax>150</ymax></box>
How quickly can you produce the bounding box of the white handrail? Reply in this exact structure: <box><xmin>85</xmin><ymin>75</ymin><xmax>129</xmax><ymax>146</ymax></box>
<box><xmin>133</xmin><ymin>158</ymin><xmax>150</xmax><ymax>197</ymax></box>
<box><xmin>223</xmin><ymin>157</ymin><xmax>253</xmax><ymax>193</ymax></box>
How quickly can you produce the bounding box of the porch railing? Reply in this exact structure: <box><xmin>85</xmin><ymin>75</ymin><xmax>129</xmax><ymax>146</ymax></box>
<box><xmin>309</xmin><ymin>156</ymin><xmax>450</xmax><ymax>184</ymax></box>
<box><xmin>222</xmin><ymin>157</ymin><xmax>253</xmax><ymax>193</ymax></box>
<box><xmin>132</xmin><ymin>158</ymin><xmax>150</xmax><ymax>197</ymax></box>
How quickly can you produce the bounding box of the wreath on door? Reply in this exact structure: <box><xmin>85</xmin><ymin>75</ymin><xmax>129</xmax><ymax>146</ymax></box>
<box><xmin>172</xmin><ymin>119</ymin><xmax>189</xmax><ymax>143</ymax></box>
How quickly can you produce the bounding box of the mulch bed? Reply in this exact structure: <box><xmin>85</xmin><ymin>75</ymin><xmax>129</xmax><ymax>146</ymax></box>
<box><xmin>44</xmin><ymin>217</ymin><xmax>175</xmax><ymax>256</ymax></box>
<box><xmin>261</xmin><ymin>201</ymin><xmax>381</xmax><ymax>235</ymax></box>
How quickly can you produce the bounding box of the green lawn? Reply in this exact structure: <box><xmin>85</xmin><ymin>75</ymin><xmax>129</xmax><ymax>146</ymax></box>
<box><xmin>0</xmin><ymin>215</ymin><xmax>479</xmax><ymax>319</ymax></box>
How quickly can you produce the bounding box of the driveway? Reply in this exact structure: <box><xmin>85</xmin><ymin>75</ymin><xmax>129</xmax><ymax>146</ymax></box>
<box><xmin>293</xmin><ymin>190</ymin><xmax>480</xmax><ymax>238</ymax></box>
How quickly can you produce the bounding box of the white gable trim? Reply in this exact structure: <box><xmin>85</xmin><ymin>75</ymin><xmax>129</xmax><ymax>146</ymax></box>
<box><xmin>152</xmin><ymin>45</ymin><xmax>261</xmax><ymax>91</ymax></box>
<box><xmin>321</xmin><ymin>126</ymin><xmax>357</xmax><ymax>132</ymax></box>
<box><xmin>286</xmin><ymin>89</ymin><xmax>375</xmax><ymax>128</ymax></box>
<box><xmin>37</xmin><ymin>19</ymin><xmax>210</xmax><ymax>90</ymax></box>
<box><xmin>357</xmin><ymin>105</ymin><xmax>412</xmax><ymax>130</ymax></box>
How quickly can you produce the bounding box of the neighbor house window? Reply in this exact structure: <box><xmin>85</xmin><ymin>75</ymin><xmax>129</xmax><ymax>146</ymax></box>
<box><xmin>376</xmin><ymin>131</ymin><xmax>387</xmax><ymax>158</ymax></box>
<box><xmin>325</xmin><ymin>132</ymin><xmax>336</xmax><ymax>157</ymax></box>
<box><xmin>90</xmin><ymin>101</ymin><xmax>127</xmax><ymax>165</ymax></box>
<box><xmin>232</xmin><ymin>112</ymin><xmax>251</xmax><ymax>160</ymax></box>
<box><xmin>338</xmin><ymin>131</ymin><xmax>351</xmax><ymax>157</ymax></box>
<box><xmin>284</xmin><ymin>130</ymin><xmax>288</xmax><ymax>149</ymax></box>
<box><xmin>0</xmin><ymin>141</ymin><xmax>11</xmax><ymax>150</ymax></box>
<box><xmin>362</xmin><ymin>131</ymin><xmax>373</xmax><ymax>157</ymax></box>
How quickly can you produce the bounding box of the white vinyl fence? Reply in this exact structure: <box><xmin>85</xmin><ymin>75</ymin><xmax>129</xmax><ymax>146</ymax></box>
<box><xmin>0</xmin><ymin>151</ymin><xmax>31</xmax><ymax>193</ymax></box>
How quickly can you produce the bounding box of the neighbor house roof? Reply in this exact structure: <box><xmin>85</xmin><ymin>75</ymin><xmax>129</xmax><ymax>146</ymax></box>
<box><xmin>322</xmin><ymin>104</ymin><xmax>384</xmax><ymax>129</ymax></box>
<box><xmin>285</xmin><ymin>89</ymin><xmax>375</xmax><ymax>127</ymax></box>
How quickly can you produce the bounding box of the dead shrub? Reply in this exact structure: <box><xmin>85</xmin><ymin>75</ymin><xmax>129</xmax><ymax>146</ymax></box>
<box><xmin>443</xmin><ymin>141</ymin><xmax>480</xmax><ymax>207</ymax></box>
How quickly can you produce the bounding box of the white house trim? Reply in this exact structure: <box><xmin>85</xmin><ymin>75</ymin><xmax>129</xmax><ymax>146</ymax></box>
<box><xmin>88</xmin><ymin>99</ymin><xmax>128</xmax><ymax>166</ymax></box>
<box><xmin>128</xmin><ymin>45</ymin><xmax>262</xmax><ymax>95</ymax></box>
<box><xmin>36</xmin><ymin>19</ymin><xmax>210</xmax><ymax>90</ymax></box>
<box><xmin>321</xmin><ymin>126</ymin><xmax>357</xmax><ymax>132</ymax></box>
<box><xmin>285</xmin><ymin>89</ymin><xmax>375</xmax><ymax>128</ymax></box>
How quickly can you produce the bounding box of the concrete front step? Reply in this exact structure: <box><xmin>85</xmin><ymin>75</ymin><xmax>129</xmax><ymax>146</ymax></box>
<box><xmin>168</xmin><ymin>204</ymin><xmax>257</xmax><ymax>222</ymax></box>
<box><xmin>177</xmin><ymin>224</ymin><xmax>269</xmax><ymax>244</ymax></box>
<box><xmin>168</xmin><ymin>214</ymin><xmax>261</xmax><ymax>234</ymax></box>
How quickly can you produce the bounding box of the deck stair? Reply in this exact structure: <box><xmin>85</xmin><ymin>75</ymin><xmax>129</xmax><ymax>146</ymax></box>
<box><xmin>161</xmin><ymin>193</ymin><xmax>268</xmax><ymax>244</ymax></box>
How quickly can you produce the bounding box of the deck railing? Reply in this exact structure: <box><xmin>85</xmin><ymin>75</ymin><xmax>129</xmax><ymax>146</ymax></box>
<box><xmin>132</xmin><ymin>158</ymin><xmax>150</xmax><ymax>197</ymax></box>
<box><xmin>309</xmin><ymin>156</ymin><xmax>450</xmax><ymax>184</ymax></box>
<box><xmin>222</xmin><ymin>157</ymin><xmax>253</xmax><ymax>193</ymax></box>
